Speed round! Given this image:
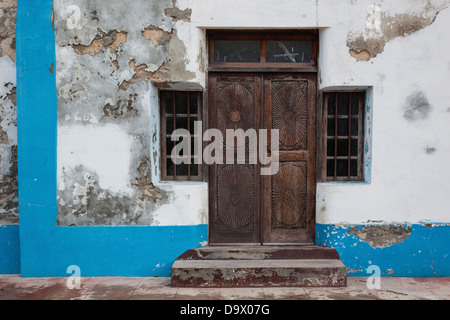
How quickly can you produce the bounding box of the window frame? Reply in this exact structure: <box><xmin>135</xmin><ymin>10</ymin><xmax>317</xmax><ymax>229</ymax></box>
<box><xmin>208</xmin><ymin>30</ymin><xmax>318</xmax><ymax>72</ymax></box>
<box><xmin>322</xmin><ymin>91</ymin><xmax>366</xmax><ymax>182</ymax></box>
<box><xmin>160</xmin><ymin>90</ymin><xmax>203</xmax><ymax>182</ymax></box>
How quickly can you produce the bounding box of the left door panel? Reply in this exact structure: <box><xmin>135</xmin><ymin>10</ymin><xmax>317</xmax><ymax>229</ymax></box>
<box><xmin>208</xmin><ymin>73</ymin><xmax>262</xmax><ymax>244</ymax></box>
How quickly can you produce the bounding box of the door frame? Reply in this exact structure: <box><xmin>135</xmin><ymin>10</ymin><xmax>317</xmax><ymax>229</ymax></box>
<box><xmin>205</xmin><ymin>30</ymin><xmax>319</xmax><ymax>246</ymax></box>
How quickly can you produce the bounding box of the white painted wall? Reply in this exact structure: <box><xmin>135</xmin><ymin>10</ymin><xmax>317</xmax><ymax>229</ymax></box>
<box><xmin>316</xmin><ymin>2</ymin><xmax>450</xmax><ymax>225</ymax></box>
<box><xmin>57</xmin><ymin>124</ymin><xmax>134</xmax><ymax>195</ymax></box>
<box><xmin>191</xmin><ymin>0</ymin><xmax>318</xmax><ymax>28</ymax></box>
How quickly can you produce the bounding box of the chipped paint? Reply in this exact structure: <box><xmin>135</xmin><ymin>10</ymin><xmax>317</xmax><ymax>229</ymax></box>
<box><xmin>347</xmin><ymin>1</ymin><xmax>449</xmax><ymax>60</ymax></box>
<box><xmin>317</xmin><ymin>223</ymin><xmax>450</xmax><ymax>277</ymax></box>
<box><xmin>134</xmin><ymin>156</ymin><xmax>163</xmax><ymax>204</ymax></box>
<box><xmin>347</xmin><ymin>224</ymin><xmax>411</xmax><ymax>249</ymax></box>
<box><xmin>0</xmin><ymin>55</ymin><xmax>17</xmax><ymax>225</ymax></box>
<box><xmin>53</xmin><ymin>0</ymin><xmax>205</xmax><ymax>226</ymax></box>
<box><xmin>142</xmin><ymin>26</ymin><xmax>171</xmax><ymax>47</ymax></box>
<box><xmin>71</xmin><ymin>30</ymin><xmax>127</xmax><ymax>56</ymax></box>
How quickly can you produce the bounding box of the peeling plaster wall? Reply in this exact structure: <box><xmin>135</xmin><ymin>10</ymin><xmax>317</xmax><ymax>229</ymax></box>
<box><xmin>316</xmin><ymin>1</ymin><xmax>450</xmax><ymax>270</ymax></box>
<box><xmin>53</xmin><ymin>1</ymin><xmax>450</xmax><ymax>231</ymax></box>
<box><xmin>317</xmin><ymin>0</ymin><xmax>450</xmax><ymax>227</ymax></box>
<box><xmin>0</xmin><ymin>0</ymin><xmax>18</xmax><ymax>225</ymax></box>
<box><xmin>54</xmin><ymin>0</ymin><xmax>207</xmax><ymax>226</ymax></box>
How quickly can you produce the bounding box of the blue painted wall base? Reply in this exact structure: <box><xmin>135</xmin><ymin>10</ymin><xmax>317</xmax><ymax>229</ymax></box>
<box><xmin>317</xmin><ymin>223</ymin><xmax>450</xmax><ymax>277</ymax></box>
<box><xmin>0</xmin><ymin>225</ymin><xmax>20</xmax><ymax>274</ymax></box>
<box><xmin>20</xmin><ymin>224</ymin><xmax>207</xmax><ymax>277</ymax></box>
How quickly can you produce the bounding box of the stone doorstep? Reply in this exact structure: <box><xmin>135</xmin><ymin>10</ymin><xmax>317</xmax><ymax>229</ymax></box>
<box><xmin>176</xmin><ymin>245</ymin><xmax>341</xmax><ymax>261</ymax></box>
<box><xmin>171</xmin><ymin>259</ymin><xmax>347</xmax><ymax>288</ymax></box>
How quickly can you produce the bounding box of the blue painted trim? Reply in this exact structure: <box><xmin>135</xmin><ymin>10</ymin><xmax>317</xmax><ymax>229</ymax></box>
<box><xmin>0</xmin><ymin>225</ymin><xmax>20</xmax><ymax>274</ymax></box>
<box><xmin>363</xmin><ymin>87</ymin><xmax>373</xmax><ymax>184</ymax></box>
<box><xmin>316</xmin><ymin>223</ymin><xmax>450</xmax><ymax>277</ymax></box>
<box><xmin>15</xmin><ymin>0</ymin><xmax>208</xmax><ymax>277</ymax></box>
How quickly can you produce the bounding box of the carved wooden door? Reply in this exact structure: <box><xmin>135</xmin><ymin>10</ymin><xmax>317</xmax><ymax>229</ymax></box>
<box><xmin>208</xmin><ymin>73</ymin><xmax>316</xmax><ymax>245</ymax></box>
<box><xmin>261</xmin><ymin>73</ymin><xmax>316</xmax><ymax>244</ymax></box>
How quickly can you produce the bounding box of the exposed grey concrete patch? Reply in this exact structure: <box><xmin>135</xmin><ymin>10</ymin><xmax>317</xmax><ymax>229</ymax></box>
<box><xmin>119</xmin><ymin>28</ymin><xmax>195</xmax><ymax>90</ymax></box>
<box><xmin>0</xmin><ymin>145</ymin><xmax>17</xmax><ymax>224</ymax></box>
<box><xmin>58</xmin><ymin>165</ymin><xmax>167</xmax><ymax>226</ymax></box>
<box><xmin>164</xmin><ymin>0</ymin><xmax>192</xmax><ymax>22</ymax></box>
<box><xmin>54</xmin><ymin>0</ymin><xmax>175</xmax><ymax>119</ymax></box>
<box><xmin>57</xmin><ymin>165</ymin><xmax>138</xmax><ymax>226</ymax></box>
<box><xmin>347</xmin><ymin>2</ymin><xmax>449</xmax><ymax>60</ymax></box>
<box><xmin>150</xmin><ymin>29</ymin><xmax>196</xmax><ymax>87</ymax></box>
<box><xmin>57</xmin><ymin>143</ymin><xmax>173</xmax><ymax>226</ymax></box>
<box><xmin>347</xmin><ymin>224</ymin><xmax>412</xmax><ymax>249</ymax></box>
<box><xmin>102</xmin><ymin>93</ymin><xmax>138</xmax><ymax>119</ymax></box>
<box><xmin>403</xmin><ymin>90</ymin><xmax>431</xmax><ymax>122</ymax></box>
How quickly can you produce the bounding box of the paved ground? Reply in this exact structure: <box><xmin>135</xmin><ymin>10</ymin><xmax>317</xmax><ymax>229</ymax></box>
<box><xmin>0</xmin><ymin>275</ymin><xmax>449</xmax><ymax>300</ymax></box>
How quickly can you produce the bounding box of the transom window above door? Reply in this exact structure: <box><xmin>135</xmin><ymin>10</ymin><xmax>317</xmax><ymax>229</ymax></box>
<box><xmin>208</xmin><ymin>31</ymin><xmax>318</xmax><ymax>70</ymax></box>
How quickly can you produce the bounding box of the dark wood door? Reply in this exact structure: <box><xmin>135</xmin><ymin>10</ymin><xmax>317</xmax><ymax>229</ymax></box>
<box><xmin>208</xmin><ymin>73</ymin><xmax>316</xmax><ymax>245</ymax></box>
<box><xmin>261</xmin><ymin>73</ymin><xmax>316</xmax><ymax>244</ymax></box>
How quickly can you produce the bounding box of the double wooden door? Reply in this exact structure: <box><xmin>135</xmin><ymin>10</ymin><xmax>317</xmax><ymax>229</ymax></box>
<box><xmin>208</xmin><ymin>73</ymin><xmax>316</xmax><ymax>245</ymax></box>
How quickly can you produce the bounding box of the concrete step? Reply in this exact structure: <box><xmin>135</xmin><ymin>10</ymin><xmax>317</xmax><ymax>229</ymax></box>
<box><xmin>171</xmin><ymin>258</ymin><xmax>347</xmax><ymax>288</ymax></box>
<box><xmin>175</xmin><ymin>245</ymin><xmax>341</xmax><ymax>261</ymax></box>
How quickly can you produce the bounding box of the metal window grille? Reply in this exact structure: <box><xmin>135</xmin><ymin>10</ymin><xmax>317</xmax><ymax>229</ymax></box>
<box><xmin>323</xmin><ymin>91</ymin><xmax>365</xmax><ymax>181</ymax></box>
<box><xmin>160</xmin><ymin>91</ymin><xmax>202</xmax><ymax>181</ymax></box>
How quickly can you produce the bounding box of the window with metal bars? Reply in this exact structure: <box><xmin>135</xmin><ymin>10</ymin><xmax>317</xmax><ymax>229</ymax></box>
<box><xmin>323</xmin><ymin>91</ymin><xmax>365</xmax><ymax>181</ymax></box>
<box><xmin>160</xmin><ymin>91</ymin><xmax>202</xmax><ymax>181</ymax></box>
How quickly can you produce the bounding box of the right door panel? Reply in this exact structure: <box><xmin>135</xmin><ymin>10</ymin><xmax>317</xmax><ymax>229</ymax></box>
<box><xmin>261</xmin><ymin>73</ymin><xmax>316</xmax><ymax>244</ymax></box>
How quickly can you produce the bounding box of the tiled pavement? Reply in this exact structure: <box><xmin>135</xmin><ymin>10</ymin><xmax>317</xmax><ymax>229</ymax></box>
<box><xmin>0</xmin><ymin>275</ymin><xmax>449</xmax><ymax>300</ymax></box>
